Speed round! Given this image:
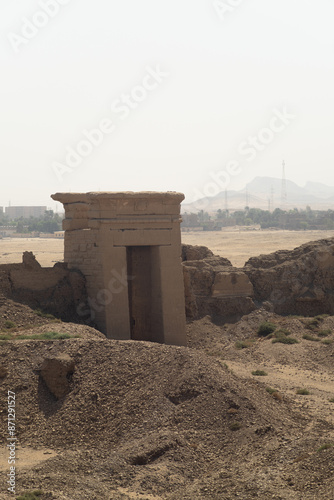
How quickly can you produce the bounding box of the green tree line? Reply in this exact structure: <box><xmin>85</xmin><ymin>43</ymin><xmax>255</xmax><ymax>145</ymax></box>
<box><xmin>183</xmin><ymin>207</ymin><xmax>334</xmax><ymax>230</ymax></box>
<box><xmin>0</xmin><ymin>210</ymin><xmax>63</xmax><ymax>233</ymax></box>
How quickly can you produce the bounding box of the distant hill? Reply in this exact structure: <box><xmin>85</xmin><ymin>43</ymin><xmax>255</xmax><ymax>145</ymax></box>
<box><xmin>182</xmin><ymin>176</ymin><xmax>334</xmax><ymax>213</ymax></box>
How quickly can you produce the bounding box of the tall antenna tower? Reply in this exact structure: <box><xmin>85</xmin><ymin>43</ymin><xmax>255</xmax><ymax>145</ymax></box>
<box><xmin>245</xmin><ymin>188</ymin><xmax>249</xmax><ymax>207</ymax></box>
<box><xmin>224</xmin><ymin>189</ymin><xmax>228</xmax><ymax>213</ymax></box>
<box><xmin>271</xmin><ymin>185</ymin><xmax>274</xmax><ymax>211</ymax></box>
<box><xmin>281</xmin><ymin>160</ymin><xmax>287</xmax><ymax>206</ymax></box>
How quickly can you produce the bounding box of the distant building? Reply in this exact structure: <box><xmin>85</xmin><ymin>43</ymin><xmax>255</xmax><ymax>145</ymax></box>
<box><xmin>0</xmin><ymin>226</ymin><xmax>17</xmax><ymax>237</ymax></box>
<box><xmin>54</xmin><ymin>231</ymin><xmax>64</xmax><ymax>238</ymax></box>
<box><xmin>5</xmin><ymin>206</ymin><xmax>47</xmax><ymax>219</ymax></box>
<box><xmin>42</xmin><ymin>231</ymin><xmax>64</xmax><ymax>238</ymax></box>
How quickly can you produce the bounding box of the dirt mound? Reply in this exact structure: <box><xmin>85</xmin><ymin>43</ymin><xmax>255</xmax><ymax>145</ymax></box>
<box><xmin>0</xmin><ymin>294</ymin><xmax>58</xmax><ymax>331</ymax></box>
<box><xmin>1</xmin><ymin>337</ymin><xmax>292</xmax><ymax>450</ymax></box>
<box><xmin>188</xmin><ymin>310</ymin><xmax>334</xmax><ymax>377</ymax></box>
<box><xmin>0</xmin><ymin>312</ymin><xmax>333</xmax><ymax>499</ymax></box>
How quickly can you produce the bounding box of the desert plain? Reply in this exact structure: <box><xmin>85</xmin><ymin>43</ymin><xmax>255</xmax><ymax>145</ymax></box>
<box><xmin>1</xmin><ymin>229</ymin><xmax>334</xmax><ymax>267</ymax></box>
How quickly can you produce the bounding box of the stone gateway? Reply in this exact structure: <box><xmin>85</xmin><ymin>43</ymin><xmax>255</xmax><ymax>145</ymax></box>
<box><xmin>51</xmin><ymin>191</ymin><xmax>186</xmax><ymax>346</ymax></box>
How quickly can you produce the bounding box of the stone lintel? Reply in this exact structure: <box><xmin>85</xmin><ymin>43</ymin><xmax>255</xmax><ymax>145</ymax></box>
<box><xmin>52</xmin><ymin>191</ymin><xmax>184</xmax><ymax>204</ymax></box>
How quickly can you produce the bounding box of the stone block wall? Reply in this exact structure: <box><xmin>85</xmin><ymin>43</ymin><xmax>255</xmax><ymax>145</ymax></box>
<box><xmin>51</xmin><ymin>191</ymin><xmax>187</xmax><ymax>346</ymax></box>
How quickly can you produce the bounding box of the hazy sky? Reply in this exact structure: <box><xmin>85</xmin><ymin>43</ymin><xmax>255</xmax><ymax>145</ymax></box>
<box><xmin>1</xmin><ymin>0</ymin><xmax>334</xmax><ymax>210</ymax></box>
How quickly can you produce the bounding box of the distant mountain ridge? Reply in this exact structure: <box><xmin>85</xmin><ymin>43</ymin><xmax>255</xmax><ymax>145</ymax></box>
<box><xmin>182</xmin><ymin>176</ymin><xmax>334</xmax><ymax>213</ymax></box>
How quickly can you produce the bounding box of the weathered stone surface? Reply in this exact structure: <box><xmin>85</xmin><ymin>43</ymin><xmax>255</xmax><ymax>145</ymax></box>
<box><xmin>52</xmin><ymin>191</ymin><xmax>186</xmax><ymax>346</ymax></box>
<box><xmin>40</xmin><ymin>354</ymin><xmax>75</xmax><ymax>399</ymax></box>
<box><xmin>182</xmin><ymin>244</ymin><xmax>214</xmax><ymax>262</ymax></box>
<box><xmin>244</xmin><ymin>237</ymin><xmax>334</xmax><ymax>316</ymax></box>
<box><xmin>198</xmin><ymin>296</ymin><xmax>256</xmax><ymax>320</ymax></box>
<box><xmin>22</xmin><ymin>251</ymin><xmax>41</xmax><ymax>270</ymax></box>
<box><xmin>183</xmin><ymin>238</ymin><xmax>334</xmax><ymax>319</ymax></box>
<box><xmin>0</xmin><ymin>270</ymin><xmax>11</xmax><ymax>295</ymax></box>
<box><xmin>182</xmin><ymin>245</ymin><xmax>255</xmax><ymax>320</ymax></box>
<box><xmin>212</xmin><ymin>271</ymin><xmax>253</xmax><ymax>298</ymax></box>
<box><xmin>0</xmin><ymin>366</ymin><xmax>7</xmax><ymax>378</ymax></box>
<box><xmin>0</xmin><ymin>255</ymin><xmax>89</xmax><ymax>322</ymax></box>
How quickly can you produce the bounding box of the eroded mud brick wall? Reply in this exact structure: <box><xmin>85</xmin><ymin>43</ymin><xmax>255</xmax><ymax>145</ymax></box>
<box><xmin>0</xmin><ymin>251</ymin><xmax>87</xmax><ymax>322</ymax></box>
<box><xmin>51</xmin><ymin>192</ymin><xmax>186</xmax><ymax>346</ymax></box>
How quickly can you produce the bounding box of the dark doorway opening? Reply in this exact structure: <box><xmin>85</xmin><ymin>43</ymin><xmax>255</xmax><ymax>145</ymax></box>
<box><xmin>127</xmin><ymin>246</ymin><xmax>152</xmax><ymax>341</ymax></box>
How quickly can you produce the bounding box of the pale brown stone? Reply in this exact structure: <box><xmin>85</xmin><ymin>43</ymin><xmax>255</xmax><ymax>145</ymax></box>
<box><xmin>40</xmin><ymin>354</ymin><xmax>75</xmax><ymax>399</ymax></box>
<box><xmin>212</xmin><ymin>271</ymin><xmax>254</xmax><ymax>298</ymax></box>
<box><xmin>51</xmin><ymin>191</ymin><xmax>186</xmax><ymax>346</ymax></box>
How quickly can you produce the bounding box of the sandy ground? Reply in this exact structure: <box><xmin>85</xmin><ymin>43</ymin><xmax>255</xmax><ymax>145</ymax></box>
<box><xmin>188</xmin><ymin>312</ymin><xmax>334</xmax><ymax>483</ymax></box>
<box><xmin>1</xmin><ymin>230</ymin><xmax>334</xmax><ymax>268</ymax></box>
<box><xmin>182</xmin><ymin>229</ymin><xmax>334</xmax><ymax>266</ymax></box>
<box><xmin>0</xmin><ymin>238</ymin><xmax>64</xmax><ymax>267</ymax></box>
<box><xmin>0</xmin><ymin>447</ymin><xmax>57</xmax><ymax>472</ymax></box>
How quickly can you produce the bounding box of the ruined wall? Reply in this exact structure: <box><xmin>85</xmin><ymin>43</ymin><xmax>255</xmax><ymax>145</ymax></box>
<box><xmin>244</xmin><ymin>237</ymin><xmax>334</xmax><ymax>316</ymax></box>
<box><xmin>0</xmin><ymin>252</ymin><xmax>88</xmax><ymax>322</ymax></box>
<box><xmin>3</xmin><ymin>237</ymin><xmax>334</xmax><ymax>329</ymax></box>
<box><xmin>182</xmin><ymin>237</ymin><xmax>334</xmax><ymax>320</ymax></box>
<box><xmin>182</xmin><ymin>245</ymin><xmax>256</xmax><ymax>320</ymax></box>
